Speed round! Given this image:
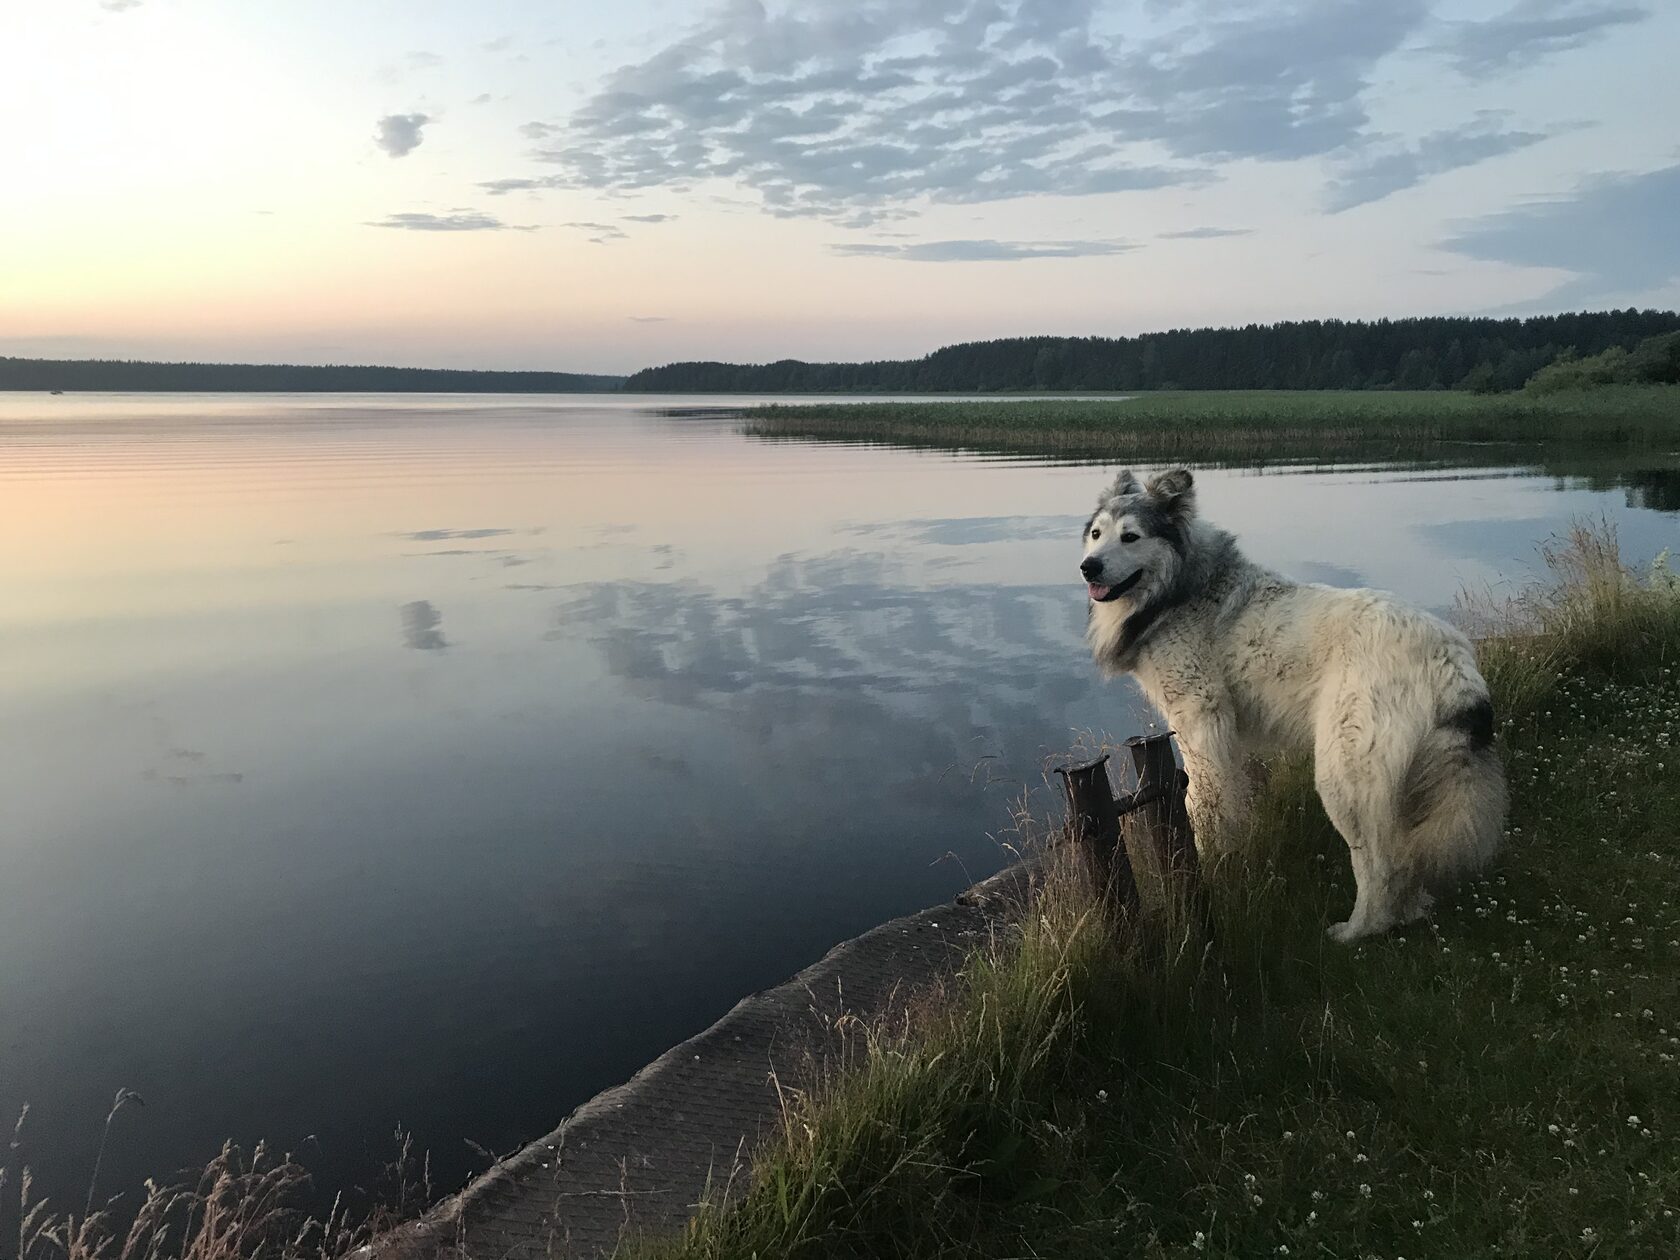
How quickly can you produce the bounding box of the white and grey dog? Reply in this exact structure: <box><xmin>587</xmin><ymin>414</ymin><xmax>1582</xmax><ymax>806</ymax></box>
<box><xmin>1081</xmin><ymin>468</ymin><xmax>1507</xmax><ymax>941</ymax></box>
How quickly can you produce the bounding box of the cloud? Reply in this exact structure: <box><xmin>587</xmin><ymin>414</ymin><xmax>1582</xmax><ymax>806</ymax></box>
<box><xmin>374</xmin><ymin>113</ymin><xmax>432</xmax><ymax>158</ymax></box>
<box><xmin>566</xmin><ymin>220</ymin><xmax>628</xmax><ymax>243</ymax></box>
<box><xmin>1437</xmin><ymin>0</ymin><xmax>1650</xmax><ymax>75</ymax></box>
<box><xmin>1325</xmin><ymin>117</ymin><xmax>1553</xmax><ymax>212</ymax></box>
<box><xmin>519</xmin><ymin>121</ymin><xmax>557</xmax><ymax>139</ymax></box>
<box><xmin>403</xmin><ymin>528</ymin><xmax>514</xmax><ymax>541</ymax></box>
<box><xmin>1157</xmin><ymin>226</ymin><xmax>1252</xmax><ymax>239</ymax></box>
<box><xmin>366</xmin><ymin>211</ymin><xmax>534</xmax><ymax>231</ymax></box>
<box><xmin>623</xmin><ymin>213</ymin><xmax>677</xmax><ymax>223</ymax></box>
<box><xmin>482</xmin><ymin>35</ymin><xmax>515</xmax><ymax>53</ymax></box>
<box><xmin>1438</xmin><ymin>164</ymin><xmax>1680</xmax><ymax>304</ymax></box>
<box><xmin>469</xmin><ymin>93</ymin><xmax>494</xmax><ymax>106</ymax></box>
<box><xmin>480</xmin><ymin>177</ymin><xmax>562</xmax><ymax>195</ymax></box>
<box><xmin>490</xmin><ymin>0</ymin><xmax>1405</xmax><ymax>222</ymax></box>
<box><xmin>100</xmin><ymin>0</ymin><xmax>143</xmax><ymax>10</ymax></box>
<box><xmin>405</xmin><ymin>51</ymin><xmax>444</xmax><ymax>70</ymax></box>
<box><xmin>629</xmin><ymin>316</ymin><xmax>671</xmax><ymax>322</ymax></box>
<box><xmin>830</xmin><ymin>237</ymin><xmax>1134</xmax><ymax>262</ymax></box>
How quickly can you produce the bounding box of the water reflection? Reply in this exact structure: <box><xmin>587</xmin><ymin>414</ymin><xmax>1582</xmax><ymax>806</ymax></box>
<box><xmin>551</xmin><ymin>548</ymin><xmax>1116</xmax><ymax>794</ymax></box>
<box><xmin>400</xmin><ymin>600</ymin><xmax>448</xmax><ymax>650</ymax></box>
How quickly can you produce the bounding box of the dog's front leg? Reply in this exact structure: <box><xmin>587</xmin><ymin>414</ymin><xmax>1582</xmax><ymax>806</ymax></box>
<box><xmin>1172</xmin><ymin>705</ymin><xmax>1250</xmax><ymax>855</ymax></box>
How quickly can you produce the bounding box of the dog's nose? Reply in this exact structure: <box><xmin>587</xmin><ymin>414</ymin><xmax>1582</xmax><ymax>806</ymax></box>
<box><xmin>1080</xmin><ymin>556</ymin><xmax>1102</xmax><ymax>580</ymax></box>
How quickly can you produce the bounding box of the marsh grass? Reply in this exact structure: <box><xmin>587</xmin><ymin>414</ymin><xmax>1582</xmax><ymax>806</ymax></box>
<box><xmin>632</xmin><ymin>522</ymin><xmax>1680</xmax><ymax>1259</ymax></box>
<box><xmin>3</xmin><ymin>1106</ymin><xmax>430</xmax><ymax>1260</ymax></box>
<box><xmin>746</xmin><ymin>387</ymin><xmax>1680</xmax><ymax>463</ymax></box>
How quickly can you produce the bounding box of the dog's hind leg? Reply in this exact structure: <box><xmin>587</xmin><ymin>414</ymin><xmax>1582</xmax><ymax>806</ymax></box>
<box><xmin>1317</xmin><ymin>780</ymin><xmax>1406</xmax><ymax>943</ymax></box>
<box><xmin>1314</xmin><ymin>695</ymin><xmax>1417</xmax><ymax>943</ymax></box>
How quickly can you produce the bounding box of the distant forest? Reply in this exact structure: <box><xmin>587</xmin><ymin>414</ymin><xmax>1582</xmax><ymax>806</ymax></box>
<box><xmin>623</xmin><ymin>310</ymin><xmax>1680</xmax><ymax>394</ymax></box>
<box><xmin>0</xmin><ymin>357</ymin><xmax>624</xmax><ymax>393</ymax></box>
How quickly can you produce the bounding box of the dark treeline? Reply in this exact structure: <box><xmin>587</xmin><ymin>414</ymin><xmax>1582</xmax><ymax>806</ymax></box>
<box><xmin>0</xmin><ymin>357</ymin><xmax>624</xmax><ymax>393</ymax></box>
<box><xmin>623</xmin><ymin>310</ymin><xmax>1680</xmax><ymax>394</ymax></box>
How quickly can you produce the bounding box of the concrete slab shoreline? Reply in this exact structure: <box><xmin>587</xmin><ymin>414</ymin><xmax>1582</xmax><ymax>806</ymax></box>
<box><xmin>361</xmin><ymin>861</ymin><xmax>1035</xmax><ymax>1260</ymax></box>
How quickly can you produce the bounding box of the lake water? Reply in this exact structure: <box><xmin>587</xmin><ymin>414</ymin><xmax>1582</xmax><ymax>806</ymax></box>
<box><xmin>3</xmin><ymin>392</ymin><xmax>1677</xmax><ymax>1206</ymax></box>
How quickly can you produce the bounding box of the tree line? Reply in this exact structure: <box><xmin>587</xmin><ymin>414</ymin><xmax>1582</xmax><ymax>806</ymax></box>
<box><xmin>0</xmin><ymin>357</ymin><xmax>624</xmax><ymax>393</ymax></box>
<box><xmin>623</xmin><ymin>310</ymin><xmax>1680</xmax><ymax>393</ymax></box>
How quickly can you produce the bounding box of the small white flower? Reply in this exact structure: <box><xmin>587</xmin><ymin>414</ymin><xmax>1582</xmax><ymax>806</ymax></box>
<box><xmin>1191</xmin><ymin>1231</ymin><xmax>1206</xmax><ymax>1251</ymax></box>
<box><xmin>1360</xmin><ymin>1183</ymin><xmax>1372</xmax><ymax>1198</ymax></box>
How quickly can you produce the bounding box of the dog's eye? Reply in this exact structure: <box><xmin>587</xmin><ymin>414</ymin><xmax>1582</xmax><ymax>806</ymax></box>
<box><xmin>1089</xmin><ymin>528</ymin><xmax>1101</xmax><ymax>541</ymax></box>
<box><xmin>1120</xmin><ymin>531</ymin><xmax>1140</xmax><ymax>544</ymax></box>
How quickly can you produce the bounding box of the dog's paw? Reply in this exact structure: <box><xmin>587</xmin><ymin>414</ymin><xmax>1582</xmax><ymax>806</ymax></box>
<box><xmin>1326</xmin><ymin>920</ymin><xmax>1366</xmax><ymax>945</ymax></box>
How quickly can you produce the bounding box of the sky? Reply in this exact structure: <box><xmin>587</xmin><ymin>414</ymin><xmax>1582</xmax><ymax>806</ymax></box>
<box><xmin>2</xmin><ymin>0</ymin><xmax>1677</xmax><ymax>374</ymax></box>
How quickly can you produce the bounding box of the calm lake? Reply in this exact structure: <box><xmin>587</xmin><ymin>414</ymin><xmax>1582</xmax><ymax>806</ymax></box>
<box><xmin>3</xmin><ymin>392</ymin><xmax>1677</xmax><ymax>1205</ymax></box>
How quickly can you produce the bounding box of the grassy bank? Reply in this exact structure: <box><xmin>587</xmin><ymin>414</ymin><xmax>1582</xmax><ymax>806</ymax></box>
<box><xmin>746</xmin><ymin>387</ymin><xmax>1680</xmax><ymax>463</ymax></box>
<box><xmin>634</xmin><ymin>526</ymin><xmax>1680</xmax><ymax>1259</ymax></box>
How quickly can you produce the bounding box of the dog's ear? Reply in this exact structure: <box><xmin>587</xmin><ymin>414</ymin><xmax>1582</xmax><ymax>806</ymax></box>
<box><xmin>1145</xmin><ymin>468</ymin><xmax>1196</xmax><ymax>520</ymax></box>
<box><xmin>1108</xmin><ymin>469</ymin><xmax>1142</xmax><ymax>498</ymax></box>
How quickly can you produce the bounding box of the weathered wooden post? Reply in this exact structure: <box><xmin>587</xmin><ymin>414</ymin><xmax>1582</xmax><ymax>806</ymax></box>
<box><xmin>1120</xmin><ymin>732</ymin><xmax>1210</xmax><ymax>941</ymax></box>
<box><xmin>1055</xmin><ymin>755</ymin><xmax>1139</xmax><ymax>918</ymax></box>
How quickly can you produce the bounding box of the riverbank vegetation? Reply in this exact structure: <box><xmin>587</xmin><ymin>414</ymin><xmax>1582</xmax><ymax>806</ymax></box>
<box><xmin>0</xmin><ymin>357</ymin><xmax>623</xmax><ymax>393</ymax></box>
<box><xmin>633</xmin><ymin>524</ymin><xmax>1680</xmax><ymax>1259</ymax></box>
<box><xmin>626</xmin><ymin>311</ymin><xmax>1680</xmax><ymax>393</ymax></box>
<box><xmin>747</xmin><ymin>384</ymin><xmax>1680</xmax><ymax>463</ymax></box>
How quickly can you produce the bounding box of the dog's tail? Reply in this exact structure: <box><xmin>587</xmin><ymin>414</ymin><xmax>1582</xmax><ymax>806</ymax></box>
<box><xmin>1398</xmin><ymin>691</ymin><xmax>1508</xmax><ymax>890</ymax></box>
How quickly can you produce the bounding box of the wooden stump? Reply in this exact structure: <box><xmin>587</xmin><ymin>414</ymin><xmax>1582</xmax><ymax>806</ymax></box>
<box><xmin>1120</xmin><ymin>733</ymin><xmax>1211</xmax><ymax>945</ymax></box>
<box><xmin>1055</xmin><ymin>755</ymin><xmax>1139</xmax><ymax>918</ymax></box>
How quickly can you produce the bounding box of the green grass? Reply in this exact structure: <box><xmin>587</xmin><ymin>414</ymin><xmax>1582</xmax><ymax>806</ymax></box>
<box><xmin>745</xmin><ymin>387</ymin><xmax>1680</xmax><ymax>463</ymax></box>
<box><xmin>630</xmin><ymin>526</ymin><xmax>1680</xmax><ymax>1259</ymax></box>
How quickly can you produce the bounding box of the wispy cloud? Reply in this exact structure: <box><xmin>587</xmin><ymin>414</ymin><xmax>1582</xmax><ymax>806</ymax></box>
<box><xmin>566</xmin><ymin>220</ymin><xmax>628</xmax><ymax>243</ymax></box>
<box><xmin>623</xmin><ymin>213</ymin><xmax>677</xmax><ymax>223</ymax></box>
<box><xmin>831</xmin><ymin>238</ymin><xmax>1135</xmax><ymax>262</ymax></box>
<box><xmin>99</xmin><ymin>0</ymin><xmax>143</xmax><ymax>11</ymax></box>
<box><xmin>519</xmin><ymin>121</ymin><xmax>557</xmax><ymax>139</ymax></box>
<box><xmin>1438</xmin><ymin>163</ymin><xmax>1680</xmax><ymax>303</ymax></box>
<box><xmin>1157</xmin><ymin>226</ymin><xmax>1252</xmax><ymax>239</ymax></box>
<box><xmin>374</xmin><ymin>113</ymin><xmax>431</xmax><ymax>158</ymax></box>
<box><xmin>468</xmin><ymin>93</ymin><xmax>494</xmax><ymax>106</ymax></box>
<box><xmin>629</xmin><ymin>316</ymin><xmax>671</xmax><ymax>323</ymax></box>
<box><xmin>482</xmin><ymin>35</ymin><xmax>515</xmax><ymax>53</ymax></box>
<box><xmin>366</xmin><ymin>211</ymin><xmax>534</xmax><ymax>232</ymax></box>
<box><xmin>475</xmin><ymin>1</ymin><xmax>1626</xmax><ymax>226</ymax></box>
<box><xmin>1436</xmin><ymin>0</ymin><xmax>1650</xmax><ymax>75</ymax></box>
<box><xmin>1325</xmin><ymin>117</ymin><xmax>1554</xmax><ymax>212</ymax></box>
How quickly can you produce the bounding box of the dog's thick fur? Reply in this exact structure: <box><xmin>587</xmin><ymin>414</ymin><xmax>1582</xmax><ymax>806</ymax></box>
<box><xmin>1081</xmin><ymin>468</ymin><xmax>1507</xmax><ymax>941</ymax></box>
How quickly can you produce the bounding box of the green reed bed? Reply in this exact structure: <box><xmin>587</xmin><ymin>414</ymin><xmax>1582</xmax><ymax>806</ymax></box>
<box><xmin>633</xmin><ymin>525</ymin><xmax>1680</xmax><ymax>1260</ymax></box>
<box><xmin>746</xmin><ymin>387</ymin><xmax>1680</xmax><ymax>463</ymax></box>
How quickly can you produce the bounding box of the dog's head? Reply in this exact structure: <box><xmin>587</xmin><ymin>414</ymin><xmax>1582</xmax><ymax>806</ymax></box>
<box><xmin>1080</xmin><ymin>468</ymin><xmax>1196</xmax><ymax>605</ymax></box>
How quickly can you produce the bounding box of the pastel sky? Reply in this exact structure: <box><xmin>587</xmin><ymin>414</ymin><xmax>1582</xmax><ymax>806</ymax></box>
<box><xmin>4</xmin><ymin>0</ymin><xmax>1677</xmax><ymax>374</ymax></box>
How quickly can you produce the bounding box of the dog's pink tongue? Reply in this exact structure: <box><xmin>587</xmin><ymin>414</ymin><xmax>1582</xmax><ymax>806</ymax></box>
<box><xmin>1087</xmin><ymin>582</ymin><xmax>1112</xmax><ymax>601</ymax></box>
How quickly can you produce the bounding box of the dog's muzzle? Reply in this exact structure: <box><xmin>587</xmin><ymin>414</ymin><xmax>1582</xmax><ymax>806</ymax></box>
<box><xmin>1086</xmin><ymin>569</ymin><xmax>1143</xmax><ymax>603</ymax></box>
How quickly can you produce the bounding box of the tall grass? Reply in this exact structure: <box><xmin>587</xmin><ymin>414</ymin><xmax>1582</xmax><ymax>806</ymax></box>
<box><xmin>634</xmin><ymin>521</ymin><xmax>1680</xmax><ymax>1259</ymax></box>
<box><xmin>3</xmin><ymin>1107</ymin><xmax>429</xmax><ymax>1260</ymax></box>
<box><xmin>1474</xmin><ymin>521</ymin><xmax>1680</xmax><ymax>717</ymax></box>
<box><xmin>746</xmin><ymin>387</ymin><xmax>1680</xmax><ymax>463</ymax></box>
